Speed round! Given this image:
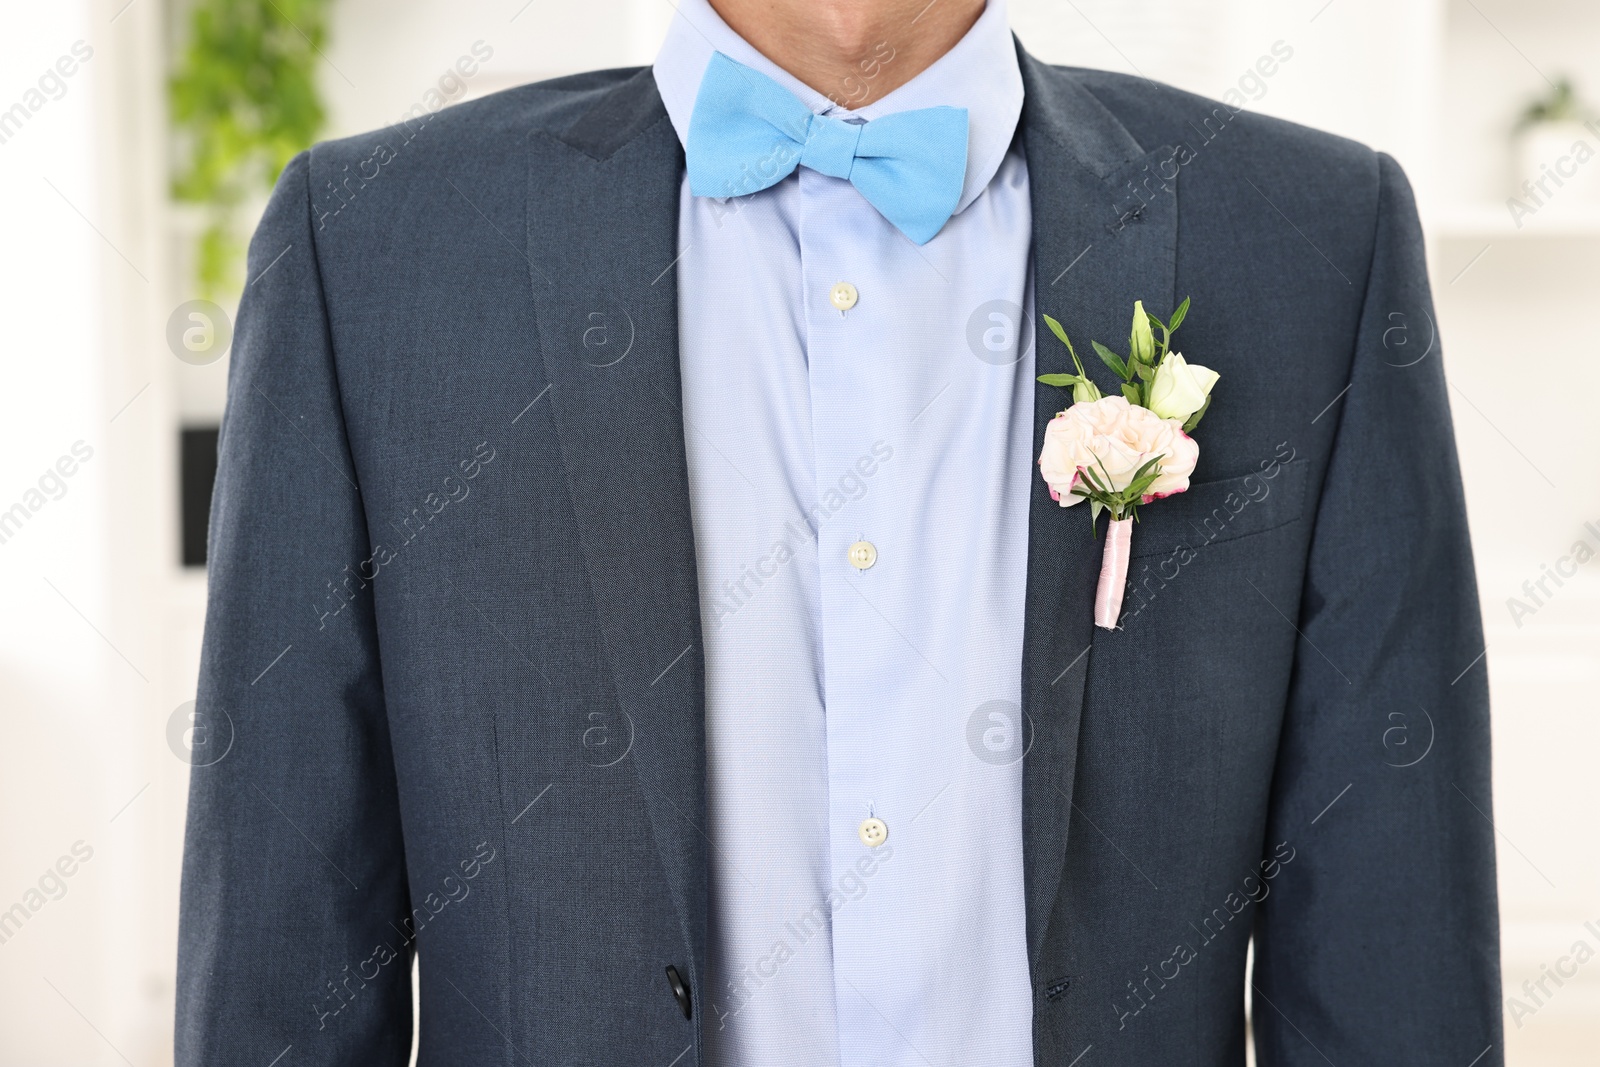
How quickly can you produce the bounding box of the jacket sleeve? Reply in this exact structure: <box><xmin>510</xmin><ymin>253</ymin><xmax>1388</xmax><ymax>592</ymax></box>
<box><xmin>175</xmin><ymin>151</ymin><xmax>413</xmax><ymax>1064</ymax></box>
<box><xmin>1251</xmin><ymin>153</ymin><xmax>1503</xmax><ymax>1064</ymax></box>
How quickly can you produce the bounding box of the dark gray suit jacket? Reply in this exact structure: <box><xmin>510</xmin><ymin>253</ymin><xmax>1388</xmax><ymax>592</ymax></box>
<box><xmin>177</xmin><ymin>45</ymin><xmax>1503</xmax><ymax>1067</ymax></box>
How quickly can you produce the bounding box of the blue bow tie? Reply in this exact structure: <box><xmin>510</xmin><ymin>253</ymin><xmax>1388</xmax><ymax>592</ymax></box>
<box><xmin>685</xmin><ymin>52</ymin><xmax>969</xmax><ymax>245</ymax></box>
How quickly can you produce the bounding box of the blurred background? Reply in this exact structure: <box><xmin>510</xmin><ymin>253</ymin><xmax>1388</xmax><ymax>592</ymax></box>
<box><xmin>1</xmin><ymin>0</ymin><xmax>1595</xmax><ymax>1062</ymax></box>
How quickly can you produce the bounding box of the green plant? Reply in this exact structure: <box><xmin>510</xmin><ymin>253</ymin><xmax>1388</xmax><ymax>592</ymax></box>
<box><xmin>1514</xmin><ymin>77</ymin><xmax>1595</xmax><ymax>134</ymax></box>
<box><xmin>169</xmin><ymin>0</ymin><xmax>333</xmax><ymax>296</ymax></box>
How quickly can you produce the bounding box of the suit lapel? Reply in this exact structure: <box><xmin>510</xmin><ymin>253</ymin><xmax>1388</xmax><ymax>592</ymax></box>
<box><xmin>526</xmin><ymin>70</ymin><xmax>711</xmax><ymax>1022</ymax></box>
<box><xmin>1017</xmin><ymin>47</ymin><xmax>1179</xmax><ymax>970</ymax></box>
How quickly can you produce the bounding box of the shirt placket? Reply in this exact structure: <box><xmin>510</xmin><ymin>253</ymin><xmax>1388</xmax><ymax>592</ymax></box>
<box><xmin>797</xmin><ymin>165</ymin><xmax>906</xmax><ymax>1065</ymax></box>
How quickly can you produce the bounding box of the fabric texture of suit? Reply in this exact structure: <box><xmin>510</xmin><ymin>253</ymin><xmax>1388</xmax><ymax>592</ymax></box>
<box><xmin>176</xmin><ymin>42</ymin><xmax>1502</xmax><ymax>1067</ymax></box>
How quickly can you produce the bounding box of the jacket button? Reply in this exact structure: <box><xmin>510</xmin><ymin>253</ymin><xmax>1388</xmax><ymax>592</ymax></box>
<box><xmin>665</xmin><ymin>964</ymin><xmax>692</xmax><ymax>1020</ymax></box>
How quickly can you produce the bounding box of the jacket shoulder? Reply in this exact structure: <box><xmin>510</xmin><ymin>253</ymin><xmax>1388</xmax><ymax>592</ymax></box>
<box><xmin>277</xmin><ymin>66</ymin><xmax>669</xmax><ymax>247</ymax></box>
<box><xmin>1042</xmin><ymin>64</ymin><xmax>1393</xmax><ymax>295</ymax></box>
<box><xmin>1052</xmin><ymin>65</ymin><xmax>1384</xmax><ymax>209</ymax></box>
<box><xmin>305</xmin><ymin>65</ymin><xmax>655</xmax><ymax>171</ymax></box>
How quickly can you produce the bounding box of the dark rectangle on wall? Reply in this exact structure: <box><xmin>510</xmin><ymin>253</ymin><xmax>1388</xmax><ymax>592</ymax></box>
<box><xmin>180</xmin><ymin>426</ymin><xmax>220</xmax><ymax>568</ymax></box>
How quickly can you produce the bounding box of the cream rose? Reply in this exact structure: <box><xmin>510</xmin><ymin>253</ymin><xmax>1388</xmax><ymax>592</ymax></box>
<box><xmin>1038</xmin><ymin>395</ymin><xmax>1199</xmax><ymax>506</ymax></box>
<box><xmin>1147</xmin><ymin>352</ymin><xmax>1220</xmax><ymax>423</ymax></box>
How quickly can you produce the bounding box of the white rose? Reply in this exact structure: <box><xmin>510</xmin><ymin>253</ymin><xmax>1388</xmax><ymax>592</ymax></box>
<box><xmin>1038</xmin><ymin>395</ymin><xmax>1199</xmax><ymax>507</ymax></box>
<box><xmin>1147</xmin><ymin>352</ymin><xmax>1220</xmax><ymax>423</ymax></box>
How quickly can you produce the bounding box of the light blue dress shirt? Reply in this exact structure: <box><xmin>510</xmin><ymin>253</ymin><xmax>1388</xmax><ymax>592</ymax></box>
<box><xmin>653</xmin><ymin>4</ymin><xmax>1036</xmax><ymax>1064</ymax></box>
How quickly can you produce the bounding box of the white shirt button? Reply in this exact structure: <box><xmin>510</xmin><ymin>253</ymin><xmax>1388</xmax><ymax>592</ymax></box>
<box><xmin>847</xmin><ymin>540</ymin><xmax>877</xmax><ymax>570</ymax></box>
<box><xmin>829</xmin><ymin>281</ymin><xmax>859</xmax><ymax>311</ymax></box>
<box><xmin>858</xmin><ymin>817</ymin><xmax>888</xmax><ymax>847</ymax></box>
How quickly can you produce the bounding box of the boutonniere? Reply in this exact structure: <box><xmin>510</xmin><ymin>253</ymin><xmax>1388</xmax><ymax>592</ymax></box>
<box><xmin>1036</xmin><ymin>297</ymin><xmax>1219</xmax><ymax>629</ymax></box>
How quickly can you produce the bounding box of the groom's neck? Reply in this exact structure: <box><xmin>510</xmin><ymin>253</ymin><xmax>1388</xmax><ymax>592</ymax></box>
<box><xmin>707</xmin><ymin>0</ymin><xmax>986</xmax><ymax>107</ymax></box>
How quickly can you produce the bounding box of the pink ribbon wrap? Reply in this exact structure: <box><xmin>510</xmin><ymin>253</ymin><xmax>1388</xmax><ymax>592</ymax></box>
<box><xmin>1094</xmin><ymin>517</ymin><xmax>1134</xmax><ymax>629</ymax></box>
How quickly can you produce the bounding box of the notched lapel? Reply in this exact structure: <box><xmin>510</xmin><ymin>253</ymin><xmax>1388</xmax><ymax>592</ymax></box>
<box><xmin>1018</xmin><ymin>46</ymin><xmax>1180</xmax><ymax>972</ymax></box>
<box><xmin>526</xmin><ymin>71</ymin><xmax>711</xmax><ymax>1025</ymax></box>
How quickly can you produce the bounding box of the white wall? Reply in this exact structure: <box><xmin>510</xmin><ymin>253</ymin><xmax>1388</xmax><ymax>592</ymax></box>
<box><xmin>1014</xmin><ymin>0</ymin><xmax>1446</xmax><ymax>193</ymax></box>
<box><xmin>0</xmin><ymin>0</ymin><xmax>179</xmax><ymax>1062</ymax></box>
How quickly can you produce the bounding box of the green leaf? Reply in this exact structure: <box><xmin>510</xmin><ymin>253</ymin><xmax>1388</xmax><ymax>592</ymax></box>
<box><xmin>1118</xmin><ymin>455</ymin><xmax>1167</xmax><ymax>502</ymax></box>
<box><xmin>1146</xmin><ymin>312</ymin><xmax>1172</xmax><ymax>360</ymax></box>
<box><xmin>1043</xmin><ymin>313</ymin><xmax>1073</xmax><ymax>350</ymax></box>
<box><xmin>1133</xmin><ymin>360</ymin><xmax>1155</xmax><ymax>382</ymax></box>
<box><xmin>1091</xmin><ymin>340</ymin><xmax>1129</xmax><ymax>380</ymax></box>
<box><xmin>1181</xmin><ymin>393</ymin><xmax>1212</xmax><ymax>432</ymax></box>
<box><xmin>1044</xmin><ymin>313</ymin><xmax>1092</xmax><ymax>381</ymax></box>
<box><xmin>1125</xmin><ymin>472</ymin><xmax>1162</xmax><ymax>498</ymax></box>
<box><xmin>1120</xmin><ymin>382</ymin><xmax>1142</xmax><ymax>404</ymax></box>
<box><xmin>1037</xmin><ymin>373</ymin><xmax>1081</xmax><ymax>388</ymax></box>
<box><xmin>1130</xmin><ymin>454</ymin><xmax>1165</xmax><ymax>482</ymax></box>
<box><xmin>1090</xmin><ymin>454</ymin><xmax>1125</xmax><ymax>500</ymax></box>
<box><xmin>1167</xmin><ymin>296</ymin><xmax>1191</xmax><ymax>335</ymax></box>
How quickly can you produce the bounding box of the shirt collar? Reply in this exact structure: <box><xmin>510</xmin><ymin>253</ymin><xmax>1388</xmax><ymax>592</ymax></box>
<box><xmin>652</xmin><ymin>0</ymin><xmax>1024</xmax><ymax>215</ymax></box>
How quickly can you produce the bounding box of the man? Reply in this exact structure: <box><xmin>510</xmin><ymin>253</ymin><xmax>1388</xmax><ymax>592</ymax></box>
<box><xmin>176</xmin><ymin>0</ymin><xmax>1503</xmax><ymax>1063</ymax></box>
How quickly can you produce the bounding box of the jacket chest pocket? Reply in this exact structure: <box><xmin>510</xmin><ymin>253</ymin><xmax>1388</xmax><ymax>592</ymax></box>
<box><xmin>1129</xmin><ymin>458</ymin><xmax>1309</xmax><ymax>561</ymax></box>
